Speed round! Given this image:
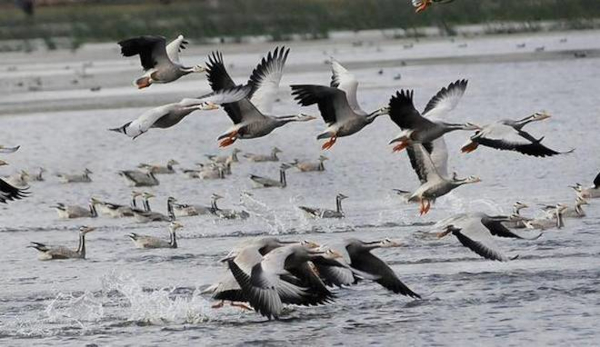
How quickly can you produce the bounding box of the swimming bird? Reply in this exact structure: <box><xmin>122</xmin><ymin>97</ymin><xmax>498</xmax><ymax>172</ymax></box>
<box><xmin>206</xmin><ymin>148</ymin><xmax>242</xmax><ymax>164</ymax></box>
<box><xmin>29</xmin><ymin>226</ymin><xmax>95</xmax><ymax>260</ymax></box>
<box><xmin>167</xmin><ymin>196</ymin><xmax>213</xmax><ymax>217</ymax></box>
<box><xmin>243</xmin><ymin>147</ymin><xmax>282</xmax><ymax>162</ymax></box>
<box><xmin>206</xmin><ymin>47</ymin><xmax>316</xmax><ymax>147</ymax></box>
<box><xmin>133</xmin><ymin>192</ymin><xmax>171</xmax><ymax>223</ymax></box>
<box><xmin>344</xmin><ymin>238</ymin><xmax>420</xmax><ymax>297</ymax></box>
<box><xmin>501</xmin><ymin>201</ymin><xmax>531</xmax><ymax>229</ymax></box>
<box><xmin>398</xmin><ymin>144</ymin><xmax>481</xmax><ymax>215</ymax></box>
<box><xmin>4</xmin><ymin>170</ymin><xmax>29</xmax><ymax>188</ymax></box>
<box><xmin>0</xmin><ymin>178</ymin><xmax>28</xmax><ymax>203</ymax></box>
<box><xmin>290</xmin><ymin>83</ymin><xmax>388</xmax><ymax>149</ymax></box>
<box><xmin>91</xmin><ymin>196</ymin><xmax>135</xmax><ymax>218</ymax></box>
<box><xmin>434</xmin><ymin>213</ymin><xmax>540</xmax><ymax>261</ymax></box>
<box><xmin>56</xmin><ymin>168</ymin><xmax>92</xmax><ymax>183</ymax></box>
<box><xmin>109</xmin><ymin>85</ymin><xmax>250</xmax><ymax>139</ymax></box>
<box><xmin>542</xmin><ymin>197</ymin><xmax>588</xmax><ymax>219</ymax></box>
<box><xmin>298</xmin><ymin>193</ymin><xmax>348</xmax><ymax>219</ymax></box>
<box><xmin>250</xmin><ymin>164</ymin><xmax>291</xmax><ymax>188</ymax></box>
<box><xmin>197</xmin><ymin>164</ymin><xmax>226</xmax><ymax>180</ymax></box>
<box><xmin>119</xmin><ymin>170</ymin><xmax>159</xmax><ymax>187</ymax></box>
<box><xmin>210</xmin><ymin>194</ymin><xmax>249</xmax><ymax>220</ymax></box>
<box><xmin>118</xmin><ymin>35</ymin><xmax>205</xmax><ymax>89</ymax></box>
<box><xmin>461</xmin><ymin>112</ymin><xmax>572</xmax><ymax>157</ymax></box>
<box><xmin>387</xmin><ymin>80</ymin><xmax>478</xmax><ymax>153</ymax></box>
<box><xmin>226</xmin><ymin>244</ymin><xmax>340</xmax><ymax>319</ymax></box>
<box><xmin>412</xmin><ymin>0</ymin><xmax>455</xmax><ymax>13</ymax></box>
<box><xmin>52</xmin><ymin>201</ymin><xmax>98</xmax><ymax>219</ymax></box>
<box><xmin>25</xmin><ymin>167</ymin><xmax>46</xmax><ymax>182</ymax></box>
<box><xmin>571</xmin><ymin>171</ymin><xmax>600</xmax><ymax>199</ymax></box>
<box><xmin>290</xmin><ymin>155</ymin><xmax>328</xmax><ymax>172</ymax></box>
<box><xmin>524</xmin><ymin>204</ymin><xmax>567</xmax><ymax>230</ymax></box>
<box><xmin>138</xmin><ymin>160</ymin><xmax>179</xmax><ymax>174</ymax></box>
<box><xmin>128</xmin><ymin>221</ymin><xmax>182</xmax><ymax>249</ymax></box>
<box><xmin>0</xmin><ymin>145</ymin><xmax>20</xmax><ymax>153</ymax></box>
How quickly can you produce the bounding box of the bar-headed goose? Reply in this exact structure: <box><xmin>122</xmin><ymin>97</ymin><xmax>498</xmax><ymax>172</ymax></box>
<box><xmin>298</xmin><ymin>193</ymin><xmax>348</xmax><ymax>219</ymax></box>
<box><xmin>226</xmin><ymin>244</ymin><xmax>340</xmax><ymax>319</ymax></box>
<box><xmin>206</xmin><ymin>148</ymin><xmax>242</xmax><ymax>164</ymax></box>
<box><xmin>243</xmin><ymin>147</ymin><xmax>282</xmax><ymax>162</ymax></box>
<box><xmin>0</xmin><ymin>178</ymin><xmax>29</xmax><ymax>203</ymax></box>
<box><xmin>133</xmin><ymin>192</ymin><xmax>171</xmax><ymax>223</ymax></box>
<box><xmin>167</xmin><ymin>196</ymin><xmax>212</xmax><ymax>217</ymax></box>
<box><xmin>210</xmin><ymin>194</ymin><xmax>249</xmax><ymax>220</ymax></box>
<box><xmin>571</xmin><ymin>171</ymin><xmax>600</xmax><ymax>199</ymax></box>
<box><xmin>206</xmin><ymin>47</ymin><xmax>316</xmax><ymax>147</ymax></box>
<box><xmin>118</xmin><ymin>35</ymin><xmax>205</xmax><ymax>89</ymax></box>
<box><xmin>0</xmin><ymin>145</ymin><xmax>20</xmax><ymax>153</ymax></box>
<box><xmin>291</xmin><ymin>155</ymin><xmax>328</xmax><ymax>172</ymax></box>
<box><xmin>542</xmin><ymin>196</ymin><xmax>588</xmax><ymax>219</ymax></box>
<box><xmin>250</xmin><ymin>163</ymin><xmax>291</xmax><ymax>188</ymax></box>
<box><xmin>91</xmin><ymin>196</ymin><xmax>135</xmax><ymax>218</ymax></box>
<box><xmin>109</xmin><ymin>85</ymin><xmax>250</xmax><ymax>139</ymax></box>
<box><xmin>524</xmin><ymin>204</ymin><xmax>567</xmax><ymax>230</ymax></box>
<box><xmin>56</xmin><ymin>168</ymin><xmax>92</xmax><ymax>183</ymax></box>
<box><xmin>52</xmin><ymin>201</ymin><xmax>98</xmax><ymax>219</ymax></box>
<box><xmin>387</xmin><ymin>80</ymin><xmax>478</xmax><ymax>153</ymax></box>
<box><xmin>128</xmin><ymin>221</ymin><xmax>182</xmax><ymax>249</ymax></box>
<box><xmin>412</xmin><ymin>0</ymin><xmax>455</xmax><ymax>13</ymax></box>
<box><xmin>501</xmin><ymin>201</ymin><xmax>531</xmax><ymax>229</ymax></box>
<box><xmin>461</xmin><ymin>112</ymin><xmax>573</xmax><ymax>157</ymax></box>
<box><xmin>138</xmin><ymin>159</ymin><xmax>179</xmax><ymax>174</ymax></box>
<box><xmin>119</xmin><ymin>169</ymin><xmax>159</xmax><ymax>187</ymax></box>
<box><xmin>29</xmin><ymin>226</ymin><xmax>95</xmax><ymax>260</ymax></box>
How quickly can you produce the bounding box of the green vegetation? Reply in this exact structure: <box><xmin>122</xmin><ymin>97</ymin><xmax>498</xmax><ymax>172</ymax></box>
<box><xmin>0</xmin><ymin>0</ymin><xmax>599</xmax><ymax>45</ymax></box>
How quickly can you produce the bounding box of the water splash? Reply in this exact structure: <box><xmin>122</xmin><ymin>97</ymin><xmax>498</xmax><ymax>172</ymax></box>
<box><xmin>239</xmin><ymin>192</ymin><xmax>288</xmax><ymax>234</ymax></box>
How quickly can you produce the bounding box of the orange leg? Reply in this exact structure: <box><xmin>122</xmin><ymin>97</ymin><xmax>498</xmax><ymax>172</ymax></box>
<box><xmin>219</xmin><ymin>130</ymin><xmax>238</xmax><ymax>148</ymax></box>
<box><xmin>230</xmin><ymin>302</ymin><xmax>253</xmax><ymax>311</ymax></box>
<box><xmin>419</xmin><ymin>199</ymin><xmax>425</xmax><ymax>216</ymax></box>
<box><xmin>135</xmin><ymin>77</ymin><xmax>151</xmax><ymax>89</ymax></box>
<box><xmin>392</xmin><ymin>141</ymin><xmax>409</xmax><ymax>153</ymax></box>
<box><xmin>415</xmin><ymin>0</ymin><xmax>432</xmax><ymax>13</ymax></box>
<box><xmin>461</xmin><ymin>141</ymin><xmax>479</xmax><ymax>153</ymax></box>
<box><xmin>321</xmin><ymin>135</ymin><xmax>337</xmax><ymax>150</ymax></box>
<box><xmin>211</xmin><ymin>300</ymin><xmax>225</xmax><ymax>309</ymax></box>
<box><xmin>423</xmin><ymin>200</ymin><xmax>431</xmax><ymax>214</ymax></box>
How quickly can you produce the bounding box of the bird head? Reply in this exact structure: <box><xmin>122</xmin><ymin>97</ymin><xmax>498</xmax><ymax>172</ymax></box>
<box><xmin>199</xmin><ymin>102</ymin><xmax>219</xmax><ymax>111</ymax></box>
<box><xmin>79</xmin><ymin>226</ymin><xmax>96</xmax><ymax>234</ymax></box>
<box><xmin>337</xmin><ymin>193</ymin><xmax>349</xmax><ymax>200</ymax></box>
<box><xmin>211</xmin><ymin>193</ymin><xmax>224</xmax><ymax>201</ymax></box>
<box><xmin>379</xmin><ymin>238</ymin><xmax>402</xmax><ymax>248</ymax></box>
<box><xmin>169</xmin><ymin>221</ymin><xmax>184</xmax><ymax>231</ymax></box>
<box><xmin>168</xmin><ymin>159</ymin><xmax>180</xmax><ymax>166</ymax></box>
<box><xmin>532</xmin><ymin>111</ymin><xmax>551</xmax><ymax>121</ymax></box>
<box><xmin>318</xmin><ymin>155</ymin><xmax>329</xmax><ymax>161</ymax></box>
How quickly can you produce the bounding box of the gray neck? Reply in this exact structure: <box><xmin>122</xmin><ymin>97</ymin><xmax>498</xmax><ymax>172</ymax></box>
<box><xmin>336</xmin><ymin>197</ymin><xmax>344</xmax><ymax>214</ymax></box>
<box><xmin>89</xmin><ymin>203</ymin><xmax>98</xmax><ymax>218</ymax></box>
<box><xmin>211</xmin><ymin>198</ymin><xmax>220</xmax><ymax>211</ymax></box>
<box><xmin>556</xmin><ymin>210</ymin><xmax>564</xmax><ymax>228</ymax></box>
<box><xmin>143</xmin><ymin>198</ymin><xmax>151</xmax><ymax>212</ymax></box>
<box><xmin>77</xmin><ymin>233</ymin><xmax>86</xmax><ymax>258</ymax></box>
<box><xmin>366</xmin><ymin>110</ymin><xmax>383</xmax><ymax>123</ymax></box>
<box><xmin>280</xmin><ymin>169</ymin><xmax>287</xmax><ymax>188</ymax></box>
<box><xmin>169</xmin><ymin>230</ymin><xmax>177</xmax><ymax>248</ymax></box>
<box><xmin>167</xmin><ymin>200</ymin><xmax>175</xmax><ymax>220</ymax></box>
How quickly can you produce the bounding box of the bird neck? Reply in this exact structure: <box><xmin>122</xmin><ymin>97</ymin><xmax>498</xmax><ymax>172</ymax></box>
<box><xmin>211</xmin><ymin>198</ymin><xmax>220</xmax><ymax>211</ymax></box>
<box><xmin>143</xmin><ymin>198</ymin><xmax>151</xmax><ymax>212</ymax></box>
<box><xmin>77</xmin><ymin>233</ymin><xmax>86</xmax><ymax>258</ymax></box>
<box><xmin>230</xmin><ymin>152</ymin><xmax>239</xmax><ymax>162</ymax></box>
<box><xmin>167</xmin><ymin>200</ymin><xmax>175</xmax><ymax>219</ymax></box>
<box><xmin>513</xmin><ymin>114</ymin><xmax>538</xmax><ymax>129</ymax></box>
<box><xmin>131</xmin><ymin>196</ymin><xmax>137</xmax><ymax>208</ymax></box>
<box><xmin>336</xmin><ymin>197</ymin><xmax>344</xmax><ymax>214</ymax></box>
<box><xmin>89</xmin><ymin>203</ymin><xmax>98</xmax><ymax>218</ymax></box>
<box><xmin>556</xmin><ymin>210</ymin><xmax>564</xmax><ymax>228</ymax></box>
<box><xmin>280</xmin><ymin>169</ymin><xmax>287</xmax><ymax>187</ymax></box>
<box><xmin>318</xmin><ymin>161</ymin><xmax>325</xmax><ymax>171</ymax></box>
<box><xmin>169</xmin><ymin>229</ymin><xmax>178</xmax><ymax>248</ymax></box>
<box><xmin>366</xmin><ymin>110</ymin><xmax>383</xmax><ymax>123</ymax></box>
<box><xmin>270</xmin><ymin>151</ymin><xmax>280</xmax><ymax>160</ymax></box>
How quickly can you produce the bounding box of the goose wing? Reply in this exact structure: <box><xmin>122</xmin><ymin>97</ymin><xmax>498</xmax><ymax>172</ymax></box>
<box><xmin>330</xmin><ymin>59</ymin><xmax>363</xmax><ymax>113</ymax></box>
<box><xmin>445</xmin><ymin>215</ymin><xmax>511</xmax><ymax>261</ymax></box>
<box><xmin>0</xmin><ymin>145</ymin><xmax>20</xmax><ymax>153</ymax></box>
<box><xmin>388</xmin><ymin>90</ymin><xmax>436</xmax><ymax>130</ymax></box>
<box><xmin>118</xmin><ymin>35</ymin><xmax>171</xmax><ymax>71</ymax></box>
<box><xmin>409</xmin><ymin>144</ymin><xmax>443</xmax><ymax>183</ymax></box>
<box><xmin>291</xmin><ymin>85</ymin><xmax>355</xmax><ymax>125</ymax></box>
<box><xmin>422</xmin><ymin>79</ymin><xmax>468</xmax><ymax>120</ymax></box>
<box><xmin>0</xmin><ymin>178</ymin><xmax>28</xmax><ymax>203</ymax></box>
<box><xmin>593</xmin><ymin>171</ymin><xmax>600</xmax><ymax>188</ymax></box>
<box><xmin>480</xmin><ymin>214</ymin><xmax>541</xmax><ymax>240</ymax></box>
<box><xmin>247</xmin><ymin>46</ymin><xmax>289</xmax><ymax>114</ymax></box>
<box><xmin>474</xmin><ymin>124</ymin><xmax>564</xmax><ymax>157</ymax></box>
<box><xmin>165</xmin><ymin>35</ymin><xmax>188</xmax><ymax>64</ymax></box>
<box><xmin>181</xmin><ymin>84</ymin><xmax>252</xmax><ymax>107</ymax></box>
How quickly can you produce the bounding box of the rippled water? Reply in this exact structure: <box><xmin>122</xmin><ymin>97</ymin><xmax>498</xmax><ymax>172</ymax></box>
<box><xmin>1</xmin><ymin>31</ymin><xmax>599</xmax><ymax>346</ymax></box>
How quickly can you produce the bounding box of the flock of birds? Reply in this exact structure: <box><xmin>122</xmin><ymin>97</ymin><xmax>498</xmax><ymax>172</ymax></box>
<box><xmin>2</xmin><ymin>29</ymin><xmax>599</xmax><ymax>320</ymax></box>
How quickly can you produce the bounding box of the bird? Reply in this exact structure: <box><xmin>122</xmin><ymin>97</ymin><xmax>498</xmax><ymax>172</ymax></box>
<box><xmin>396</xmin><ymin>144</ymin><xmax>481</xmax><ymax>215</ymax></box>
<box><xmin>206</xmin><ymin>148</ymin><xmax>242</xmax><ymax>164</ymax></box>
<box><xmin>387</xmin><ymin>80</ymin><xmax>479</xmax><ymax>153</ymax></box>
<box><xmin>0</xmin><ymin>145</ymin><xmax>20</xmax><ymax>153</ymax></box>
<box><xmin>196</xmin><ymin>164</ymin><xmax>226</xmax><ymax>180</ymax></box>
<box><xmin>29</xmin><ymin>226</ymin><xmax>95</xmax><ymax>260</ymax></box>
<box><xmin>132</xmin><ymin>192</ymin><xmax>171</xmax><ymax>223</ymax></box>
<box><xmin>524</xmin><ymin>204</ymin><xmax>567</xmax><ymax>230</ymax></box>
<box><xmin>108</xmin><ymin>85</ymin><xmax>251</xmax><ymax>139</ymax></box>
<box><xmin>298</xmin><ymin>193</ymin><xmax>348</xmax><ymax>218</ymax></box>
<box><xmin>433</xmin><ymin>213</ymin><xmax>541</xmax><ymax>262</ymax></box>
<box><xmin>412</xmin><ymin>0</ymin><xmax>455</xmax><ymax>13</ymax></box>
<box><xmin>52</xmin><ymin>201</ymin><xmax>98</xmax><ymax>219</ymax></box>
<box><xmin>501</xmin><ymin>201</ymin><xmax>531</xmax><ymax>229</ymax></box>
<box><xmin>0</xmin><ymin>178</ymin><xmax>29</xmax><ymax>203</ymax></box>
<box><xmin>128</xmin><ymin>221</ymin><xmax>183</xmax><ymax>249</ymax></box>
<box><xmin>291</xmin><ymin>61</ymin><xmax>389</xmax><ymax>149</ymax></box>
<box><xmin>542</xmin><ymin>196</ymin><xmax>588</xmax><ymax>219</ymax></box>
<box><xmin>243</xmin><ymin>147</ymin><xmax>282</xmax><ymax>162</ymax></box>
<box><xmin>250</xmin><ymin>164</ymin><xmax>291</xmax><ymax>188</ymax></box>
<box><xmin>210</xmin><ymin>194</ymin><xmax>250</xmax><ymax>220</ymax></box>
<box><xmin>461</xmin><ymin>112</ymin><xmax>573</xmax><ymax>157</ymax></box>
<box><xmin>56</xmin><ymin>168</ymin><xmax>92</xmax><ymax>183</ymax></box>
<box><xmin>119</xmin><ymin>170</ymin><xmax>159</xmax><ymax>187</ymax></box>
<box><xmin>205</xmin><ymin>47</ymin><xmax>316</xmax><ymax>147</ymax></box>
<box><xmin>90</xmin><ymin>195</ymin><xmax>136</xmax><ymax>218</ymax></box>
<box><xmin>25</xmin><ymin>167</ymin><xmax>46</xmax><ymax>182</ymax></box>
<box><xmin>4</xmin><ymin>170</ymin><xmax>29</xmax><ymax>188</ymax></box>
<box><xmin>290</xmin><ymin>155</ymin><xmax>328</xmax><ymax>172</ymax></box>
<box><xmin>344</xmin><ymin>238</ymin><xmax>421</xmax><ymax>297</ymax></box>
<box><xmin>226</xmin><ymin>244</ymin><xmax>341</xmax><ymax>319</ymax></box>
<box><xmin>138</xmin><ymin>159</ymin><xmax>180</xmax><ymax>174</ymax></box>
<box><xmin>118</xmin><ymin>35</ymin><xmax>205</xmax><ymax>89</ymax></box>
<box><xmin>167</xmin><ymin>196</ymin><xmax>213</xmax><ymax>217</ymax></box>
<box><xmin>570</xmin><ymin>171</ymin><xmax>600</xmax><ymax>199</ymax></box>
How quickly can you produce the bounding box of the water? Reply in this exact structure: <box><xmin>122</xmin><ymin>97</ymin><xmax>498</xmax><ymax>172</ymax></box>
<box><xmin>1</xmin><ymin>31</ymin><xmax>599</xmax><ymax>346</ymax></box>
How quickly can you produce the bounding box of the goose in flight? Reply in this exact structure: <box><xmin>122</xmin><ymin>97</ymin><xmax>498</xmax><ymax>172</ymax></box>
<box><xmin>291</xmin><ymin>62</ymin><xmax>389</xmax><ymax>149</ymax></box>
<box><xmin>210</xmin><ymin>194</ymin><xmax>249</xmax><ymax>220</ymax></box>
<box><xmin>290</xmin><ymin>155</ymin><xmax>328</xmax><ymax>172</ymax></box>
<box><xmin>109</xmin><ymin>85</ymin><xmax>250</xmax><ymax>140</ymax></box>
<box><xmin>0</xmin><ymin>145</ymin><xmax>20</xmax><ymax>153</ymax></box>
<box><xmin>118</xmin><ymin>35</ymin><xmax>205</xmax><ymax>89</ymax></box>
<box><xmin>128</xmin><ymin>221</ymin><xmax>182</xmax><ymax>249</ymax></box>
<box><xmin>0</xmin><ymin>178</ymin><xmax>28</xmax><ymax>203</ymax></box>
<box><xmin>29</xmin><ymin>226</ymin><xmax>95</xmax><ymax>260</ymax></box>
<box><xmin>461</xmin><ymin>112</ymin><xmax>573</xmax><ymax>157</ymax></box>
<box><xmin>119</xmin><ymin>169</ymin><xmax>159</xmax><ymax>187</ymax></box>
<box><xmin>298</xmin><ymin>193</ymin><xmax>348</xmax><ymax>219</ymax></box>
<box><xmin>412</xmin><ymin>0</ymin><xmax>455</xmax><ymax>13</ymax></box>
<box><xmin>167</xmin><ymin>196</ymin><xmax>213</xmax><ymax>217</ymax></box>
<box><xmin>52</xmin><ymin>201</ymin><xmax>98</xmax><ymax>219</ymax></box>
<box><xmin>56</xmin><ymin>168</ymin><xmax>92</xmax><ymax>183</ymax></box>
<box><xmin>243</xmin><ymin>147</ymin><xmax>282</xmax><ymax>162</ymax></box>
<box><xmin>397</xmin><ymin>144</ymin><xmax>480</xmax><ymax>215</ymax></box>
<box><xmin>250</xmin><ymin>164</ymin><xmax>291</xmax><ymax>188</ymax></box>
<box><xmin>434</xmin><ymin>213</ymin><xmax>541</xmax><ymax>261</ymax></box>
<box><xmin>206</xmin><ymin>47</ymin><xmax>316</xmax><ymax>147</ymax></box>
<box><xmin>344</xmin><ymin>238</ymin><xmax>420</xmax><ymax>298</ymax></box>
<box><xmin>571</xmin><ymin>171</ymin><xmax>600</xmax><ymax>199</ymax></box>
<box><xmin>387</xmin><ymin>80</ymin><xmax>478</xmax><ymax>153</ymax></box>
<box><xmin>226</xmin><ymin>244</ymin><xmax>341</xmax><ymax>320</ymax></box>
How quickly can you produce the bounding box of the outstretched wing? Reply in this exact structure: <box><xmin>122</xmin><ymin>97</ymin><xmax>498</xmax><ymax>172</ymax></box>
<box><xmin>594</xmin><ymin>171</ymin><xmax>600</xmax><ymax>189</ymax></box>
<box><xmin>180</xmin><ymin>85</ymin><xmax>252</xmax><ymax>107</ymax></box>
<box><xmin>409</xmin><ymin>144</ymin><xmax>443</xmax><ymax>183</ymax></box>
<box><xmin>388</xmin><ymin>90</ymin><xmax>435</xmax><ymax>130</ymax></box>
<box><xmin>165</xmin><ymin>34</ymin><xmax>188</xmax><ymax>64</ymax></box>
<box><xmin>291</xmin><ymin>85</ymin><xmax>355</xmax><ymax>125</ymax></box>
<box><xmin>248</xmin><ymin>46</ymin><xmax>290</xmax><ymax>114</ymax></box>
<box><xmin>0</xmin><ymin>178</ymin><xmax>28</xmax><ymax>203</ymax></box>
<box><xmin>118</xmin><ymin>35</ymin><xmax>170</xmax><ymax>71</ymax></box>
<box><xmin>475</xmin><ymin>124</ymin><xmax>566</xmax><ymax>157</ymax></box>
<box><xmin>422</xmin><ymin>79</ymin><xmax>468</xmax><ymax>119</ymax></box>
<box><xmin>330</xmin><ymin>59</ymin><xmax>363</xmax><ymax>113</ymax></box>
